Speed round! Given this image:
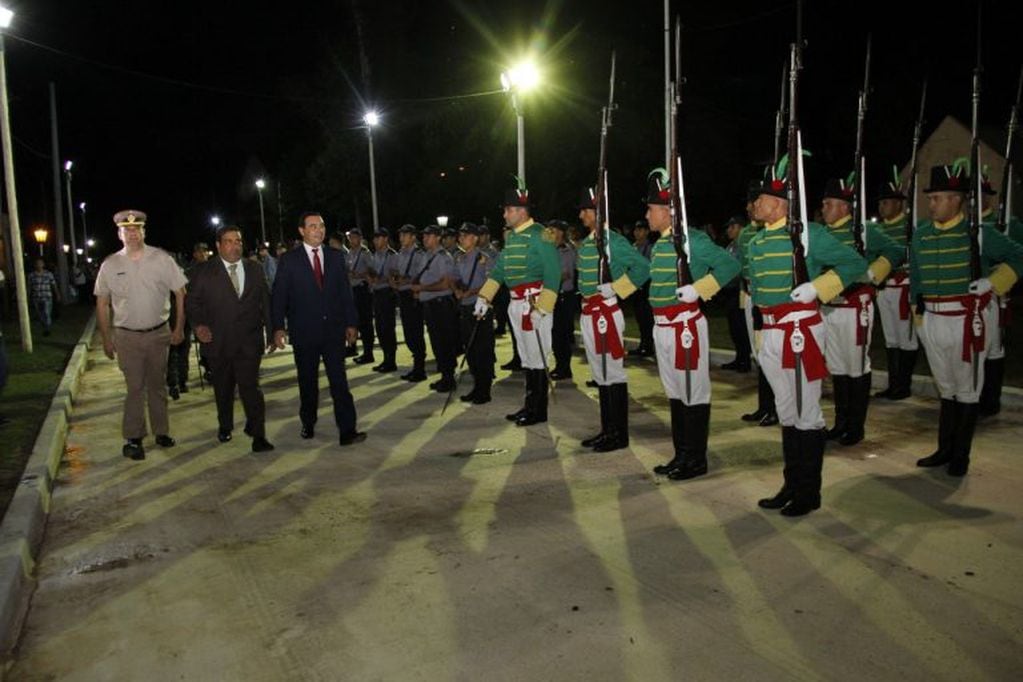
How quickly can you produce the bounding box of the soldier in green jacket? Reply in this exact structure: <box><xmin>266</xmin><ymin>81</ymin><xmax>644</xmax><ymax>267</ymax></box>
<box><xmin>873</xmin><ymin>168</ymin><xmax>918</xmax><ymax>401</ymax></box>
<box><xmin>476</xmin><ymin>180</ymin><xmax>561</xmax><ymax>426</ymax></box>
<box><xmin>575</xmin><ymin>187</ymin><xmax>650</xmax><ymax>453</ymax></box>
<box><xmin>911</xmin><ymin>163</ymin><xmax>1023</xmax><ymax>476</ymax></box>
<box><xmin>644</xmin><ymin>169</ymin><xmax>740</xmax><ymax>480</ymax></box>
<box><xmin>751</xmin><ymin>167</ymin><xmax>867</xmax><ymax>517</ymax></box>
<box><xmin>819</xmin><ymin>175</ymin><xmax>904</xmax><ymax>446</ymax></box>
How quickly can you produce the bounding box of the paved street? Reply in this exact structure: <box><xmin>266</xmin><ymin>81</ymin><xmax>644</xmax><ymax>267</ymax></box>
<box><xmin>9</xmin><ymin>333</ymin><xmax>1023</xmax><ymax>681</ymax></box>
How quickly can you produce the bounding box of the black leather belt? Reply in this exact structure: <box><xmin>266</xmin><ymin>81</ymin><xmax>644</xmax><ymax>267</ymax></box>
<box><xmin>115</xmin><ymin>321</ymin><xmax>167</xmax><ymax>332</ymax></box>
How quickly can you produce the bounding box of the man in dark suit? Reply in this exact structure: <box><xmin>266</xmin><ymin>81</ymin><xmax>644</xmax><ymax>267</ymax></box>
<box><xmin>272</xmin><ymin>212</ymin><xmax>366</xmax><ymax>446</ymax></box>
<box><xmin>186</xmin><ymin>226</ymin><xmax>275</xmax><ymax>452</ymax></box>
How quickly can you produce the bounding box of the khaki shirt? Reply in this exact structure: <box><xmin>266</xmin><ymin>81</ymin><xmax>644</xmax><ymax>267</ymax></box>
<box><xmin>94</xmin><ymin>245</ymin><xmax>188</xmax><ymax>329</ymax></box>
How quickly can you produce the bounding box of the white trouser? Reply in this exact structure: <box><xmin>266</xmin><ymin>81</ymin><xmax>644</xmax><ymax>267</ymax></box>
<box><xmin>920</xmin><ymin>309</ymin><xmax>987</xmax><ymax>403</ymax></box>
<box><xmin>742</xmin><ymin>289</ymin><xmax>760</xmax><ymax>363</ymax></box>
<box><xmin>984</xmin><ymin>296</ymin><xmax>1006</xmax><ymax>360</ymax></box>
<box><xmin>823</xmin><ymin>300</ymin><xmax>873</xmax><ymax>378</ymax></box>
<box><xmin>653</xmin><ymin>309</ymin><xmax>710</xmax><ymax>405</ymax></box>
<box><xmin>759</xmin><ymin>308</ymin><xmax>826</xmax><ymax>430</ymax></box>
<box><xmin>508</xmin><ymin>298</ymin><xmax>553</xmax><ymax>370</ymax></box>
<box><xmin>580</xmin><ymin>297</ymin><xmax>627</xmax><ymax>386</ymax></box>
<box><xmin>877</xmin><ymin>282</ymin><xmax>918</xmax><ymax>350</ymax></box>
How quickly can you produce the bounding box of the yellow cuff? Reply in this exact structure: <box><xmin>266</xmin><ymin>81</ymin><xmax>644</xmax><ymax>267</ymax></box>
<box><xmin>812</xmin><ymin>270</ymin><xmax>845</xmax><ymax>303</ymax></box>
<box><xmin>610</xmin><ymin>274</ymin><xmax>637</xmax><ymax>299</ymax></box>
<box><xmin>478</xmin><ymin>278</ymin><xmax>500</xmax><ymax>303</ymax></box>
<box><xmin>535</xmin><ymin>288</ymin><xmax>558</xmax><ymax>314</ymax></box>
<box><xmin>869</xmin><ymin>256</ymin><xmax>892</xmax><ymax>284</ymax></box>
<box><xmin>989</xmin><ymin>263</ymin><xmax>1018</xmax><ymax>296</ymax></box>
<box><xmin>692</xmin><ymin>274</ymin><xmax>721</xmax><ymax>301</ymax></box>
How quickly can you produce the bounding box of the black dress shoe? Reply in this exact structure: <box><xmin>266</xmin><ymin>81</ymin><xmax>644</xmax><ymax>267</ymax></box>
<box><xmin>374</xmin><ymin>362</ymin><xmax>398</xmax><ymax>373</ymax></box>
<box><xmin>217</xmin><ymin>430</ymin><xmax>232</xmax><ymax>443</ymax></box>
<box><xmin>432</xmin><ymin>378</ymin><xmax>455</xmax><ymax>393</ymax></box>
<box><xmin>758</xmin><ymin>412</ymin><xmax>779</xmax><ymax>427</ymax></box>
<box><xmin>122</xmin><ymin>439</ymin><xmax>145</xmax><ymax>460</ymax></box>
<box><xmin>549</xmin><ymin>368</ymin><xmax>573</xmax><ymax>380</ymax></box>
<box><xmin>653</xmin><ymin>458</ymin><xmax>683</xmax><ymax>475</ymax></box>
<box><xmin>593</xmin><ymin>435</ymin><xmax>629</xmax><ymax>452</ymax></box>
<box><xmin>460</xmin><ymin>391</ymin><xmax>478</xmax><ymax>403</ymax></box>
<box><xmin>505</xmin><ymin>407</ymin><xmax>528</xmax><ymax>422</ymax></box>
<box><xmin>741</xmin><ymin>409</ymin><xmax>767</xmax><ymax>423</ymax></box>
<box><xmin>500</xmin><ymin>359</ymin><xmax>522</xmax><ymax>371</ymax></box>
<box><xmin>667</xmin><ymin>461</ymin><xmax>708</xmax><ymax>480</ymax></box>
<box><xmin>405</xmin><ymin>371</ymin><xmax>428</xmax><ymax>382</ymax></box>
<box><xmin>471</xmin><ymin>393</ymin><xmax>492</xmax><ymax>405</ymax></box>
<box><xmin>720</xmin><ymin>359</ymin><xmax>741</xmax><ymax>370</ymax></box>
<box><xmin>339</xmin><ymin>431</ymin><xmax>367</xmax><ymax>446</ymax></box>
<box><xmin>155</xmin><ymin>435</ymin><xmax>175</xmax><ymax>448</ymax></box>
<box><xmin>780</xmin><ymin>497</ymin><xmax>821</xmax><ymax>517</ymax></box>
<box><xmin>580</xmin><ymin>432</ymin><xmax>606</xmax><ymax>448</ymax></box>
<box><xmin>169</xmin><ymin>386</ymin><xmax>180</xmax><ymax>401</ymax></box>
<box><xmin>354</xmin><ymin>355</ymin><xmax>375</xmax><ymax>365</ymax></box>
<box><xmin>252</xmin><ymin>437</ymin><xmax>275</xmax><ymax>453</ymax></box>
<box><xmin>515</xmin><ymin>412</ymin><xmax>547</xmax><ymax>427</ymax></box>
<box><xmin>301</xmin><ymin>425</ymin><xmax>315</xmax><ymax>439</ymax></box>
<box><xmin>757</xmin><ymin>489</ymin><xmax>793</xmax><ymax>510</ymax></box>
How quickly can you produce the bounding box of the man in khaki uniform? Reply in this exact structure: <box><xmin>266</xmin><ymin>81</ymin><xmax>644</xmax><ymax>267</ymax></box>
<box><xmin>95</xmin><ymin>210</ymin><xmax>188</xmax><ymax>460</ymax></box>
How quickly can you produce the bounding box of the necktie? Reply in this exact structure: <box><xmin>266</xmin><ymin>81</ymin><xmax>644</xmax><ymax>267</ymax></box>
<box><xmin>312</xmin><ymin>248</ymin><xmax>324</xmax><ymax>289</ymax></box>
<box><xmin>228</xmin><ymin>263</ymin><xmax>241</xmax><ymax>297</ymax></box>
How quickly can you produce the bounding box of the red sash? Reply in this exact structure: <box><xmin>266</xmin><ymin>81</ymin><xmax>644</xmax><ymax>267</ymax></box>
<box><xmin>582</xmin><ymin>294</ymin><xmax>624</xmax><ymax>359</ymax></box>
<box><xmin>510</xmin><ymin>280</ymin><xmax>543</xmax><ymax>331</ymax></box>
<box><xmin>761</xmin><ymin>301</ymin><xmax>827</xmax><ymax>381</ymax></box>
<box><xmin>653</xmin><ymin>302</ymin><xmax>702</xmax><ymax>370</ymax></box>
<box><xmin>886</xmin><ymin>272</ymin><xmax>912</xmax><ymax>320</ymax></box>
<box><xmin>925</xmin><ymin>294</ymin><xmax>992</xmax><ymax>362</ymax></box>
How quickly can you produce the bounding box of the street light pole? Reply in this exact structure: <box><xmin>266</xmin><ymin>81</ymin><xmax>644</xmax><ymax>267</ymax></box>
<box><xmin>79</xmin><ymin>202</ymin><xmax>88</xmax><ymax>259</ymax></box>
<box><xmin>64</xmin><ymin>161</ymin><xmax>78</xmax><ymax>266</ymax></box>
<box><xmin>255</xmin><ymin>178</ymin><xmax>267</xmax><ymax>245</ymax></box>
<box><xmin>512</xmin><ymin>93</ymin><xmax>525</xmax><ymax>182</ymax></box>
<box><xmin>500</xmin><ymin>60</ymin><xmax>539</xmax><ymax>183</ymax></box>
<box><xmin>363</xmin><ymin>111</ymin><xmax>380</xmax><ymax>230</ymax></box>
<box><xmin>0</xmin><ymin>8</ymin><xmax>33</xmax><ymax>352</ymax></box>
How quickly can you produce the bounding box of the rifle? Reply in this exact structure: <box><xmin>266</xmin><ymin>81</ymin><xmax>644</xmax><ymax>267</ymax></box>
<box><xmin>996</xmin><ymin>65</ymin><xmax>1023</xmax><ymax>235</ymax></box>
<box><xmin>851</xmin><ymin>35</ymin><xmax>872</xmax><ymax>256</ymax></box>
<box><xmin>966</xmin><ymin>4</ymin><xmax>984</xmax><ymax>391</ymax></box>
<box><xmin>905</xmin><ymin>79</ymin><xmax>927</xmax><ymax>340</ymax></box>
<box><xmin>785</xmin><ymin>0</ymin><xmax>810</xmax><ymax>419</ymax></box>
<box><xmin>773</xmin><ymin>61</ymin><xmax>789</xmax><ymax>167</ymax></box>
<box><xmin>592</xmin><ymin>50</ymin><xmax>617</xmax><ymax>382</ymax></box>
<box><xmin>669</xmin><ymin>16</ymin><xmax>695</xmax><ymax>402</ymax></box>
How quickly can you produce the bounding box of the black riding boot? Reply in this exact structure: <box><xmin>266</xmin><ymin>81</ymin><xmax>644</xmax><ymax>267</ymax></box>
<box><xmin>947</xmin><ymin>402</ymin><xmax>980</xmax><ymax>477</ymax></box>
<box><xmin>979</xmin><ymin>358</ymin><xmax>1004</xmax><ymax>417</ymax></box>
<box><xmin>781</xmin><ymin>428</ymin><xmax>824</xmax><ymax>516</ymax></box>
<box><xmin>594</xmin><ymin>383</ymin><xmax>629</xmax><ymax>452</ymax></box>
<box><xmin>582</xmin><ymin>385</ymin><xmax>609</xmax><ymax>447</ymax></box>
<box><xmin>758</xmin><ymin>425</ymin><xmax>799</xmax><ymax>509</ymax></box>
<box><xmin>668</xmin><ymin>403</ymin><xmax>709</xmax><ymax>480</ymax></box>
<box><xmin>654</xmin><ymin>399</ymin><xmax>686</xmax><ymax>474</ymax></box>
<box><xmin>827</xmin><ymin>375</ymin><xmax>850</xmax><ymax>440</ymax></box>
<box><xmin>916</xmin><ymin>398</ymin><xmax>957</xmax><ymax>467</ymax></box>
<box><xmin>875</xmin><ymin>348</ymin><xmax>899</xmax><ymax>398</ymax></box>
<box><xmin>839</xmin><ymin>373</ymin><xmax>870</xmax><ymax>446</ymax></box>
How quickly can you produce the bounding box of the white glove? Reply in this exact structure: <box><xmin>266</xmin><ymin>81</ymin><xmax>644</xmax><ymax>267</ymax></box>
<box><xmin>968</xmin><ymin>278</ymin><xmax>993</xmax><ymax>295</ymax></box>
<box><xmin>675</xmin><ymin>285</ymin><xmax>699</xmax><ymax>303</ymax></box>
<box><xmin>598</xmin><ymin>283</ymin><xmax>615</xmax><ymax>299</ymax></box>
<box><xmin>790</xmin><ymin>282</ymin><xmax>818</xmax><ymax>304</ymax></box>
<box><xmin>866</xmin><ymin>267</ymin><xmax>876</xmax><ymax>283</ymax></box>
<box><xmin>473</xmin><ymin>298</ymin><xmax>490</xmax><ymax>318</ymax></box>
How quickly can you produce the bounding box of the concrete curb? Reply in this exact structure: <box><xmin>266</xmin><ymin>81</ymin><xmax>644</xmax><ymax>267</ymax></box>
<box><xmin>0</xmin><ymin>314</ymin><xmax>97</xmax><ymax>658</ymax></box>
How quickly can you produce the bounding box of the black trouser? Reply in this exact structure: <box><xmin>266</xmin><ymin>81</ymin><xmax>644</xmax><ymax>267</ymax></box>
<box><xmin>423</xmin><ymin>296</ymin><xmax>458</xmax><ymax>377</ymax></box>
<box><xmin>209</xmin><ymin>350</ymin><xmax>266</xmax><ymax>438</ymax></box>
<box><xmin>166</xmin><ymin>321</ymin><xmax>191</xmax><ymax>388</ymax></box>
<box><xmin>352</xmin><ymin>283</ymin><xmax>374</xmax><ymax>357</ymax></box>
<box><xmin>372</xmin><ymin>288</ymin><xmax>398</xmax><ymax>361</ymax></box>
<box><xmin>293</xmin><ymin>342</ymin><xmax>357</xmax><ymax>434</ymax></box>
<box><xmin>398</xmin><ymin>290</ymin><xmax>426</xmax><ymax>364</ymax></box>
<box><xmin>494</xmin><ymin>284</ymin><xmax>511</xmax><ymax>334</ymax></box>
<box><xmin>553</xmin><ymin>290</ymin><xmax>579</xmax><ymax>371</ymax></box>
<box><xmin>633</xmin><ymin>283</ymin><xmax>654</xmax><ymax>350</ymax></box>
<box><xmin>723</xmin><ymin>290</ymin><xmax>751</xmax><ymax>364</ymax></box>
<box><xmin>460</xmin><ymin>305</ymin><xmax>495</xmax><ymax>385</ymax></box>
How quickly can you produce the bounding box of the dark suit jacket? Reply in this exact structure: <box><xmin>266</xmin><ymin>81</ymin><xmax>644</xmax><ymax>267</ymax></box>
<box><xmin>271</xmin><ymin>244</ymin><xmax>358</xmax><ymax>346</ymax></box>
<box><xmin>186</xmin><ymin>258</ymin><xmax>271</xmax><ymax>360</ymax></box>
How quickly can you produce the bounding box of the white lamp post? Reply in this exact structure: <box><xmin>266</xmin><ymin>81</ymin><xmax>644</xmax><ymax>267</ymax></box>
<box><xmin>500</xmin><ymin>59</ymin><xmax>540</xmax><ymax>182</ymax></box>
<box><xmin>63</xmin><ymin>160</ymin><xmax>78</xmax><ymax>264</ymax></box>
<box><xmin>363</xmin><ymin>111</ymin><xmax>380</xmax><ymax>230</ymax></box>
<box><xmin>255</xmin><ymin>178</ymin><xmax>267</xmax><ymax>245</ymax></box>
<box><xmin>78</xmin><ymin>201</ymin><xmax>89</xmax><ymax>261</ymax></box>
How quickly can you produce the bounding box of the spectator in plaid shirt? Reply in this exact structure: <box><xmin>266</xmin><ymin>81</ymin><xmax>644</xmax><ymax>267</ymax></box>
<box><xmin>29</xmin><ymin>258</ymin><xmax>61</xmax><ymax>337</ymax></box>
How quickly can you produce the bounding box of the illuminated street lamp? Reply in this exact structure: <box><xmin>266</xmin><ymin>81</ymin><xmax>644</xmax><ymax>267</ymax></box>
<box><xmin>210</xmin><ymin>215</ymin><xmax>221</xmax><ymax>228</ymax></box>
<box><xmin>500</xmin><ymin>59</ymin><xmax>540</xmax><ymax>182</ymax></box>
<box><xmin>436</xmin><ymin>215</ymin><xmax>449</xmax><ymax>228</ymax></box>
<box><xmin>63</xmin><ymin>159</ymin><xmax>79</xmax><ymax>265</ymax></box>
<box><xmin>33</xmin><ymin>227</ymin><xmax>48</xmax><ymax>256</ymax></box>
<box><xmin>255</xmin><ymin>178</ymin><xmax>267</xmax><ymax>245</ymax></box>
<box><xmin>0</xmin><ymin>4</ymin><xmax>34</xmax><ymax>351</ymax></box>
<box><xmin>79</xmin><ymin>201</ymin><xmax>89</xmax><ymax>259</ymax></box>
<box><xmin>363</xmin><ymin>110</ymin><xmax>380</xmax><ymax>230</ymax></box>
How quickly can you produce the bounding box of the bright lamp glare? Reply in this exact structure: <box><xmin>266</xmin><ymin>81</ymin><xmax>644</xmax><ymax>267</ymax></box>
<box><xmin>363</xmin><ymin>111</ymin><xmax>380</xmax><ymax>127</ymax></box>
<box><xmin>436</xmin><ymin>215</ymin><xmax>449</xmax><ymax>227</ymax></box>
<box><xmin>255</xmin><ymin>178</ymin><xmax>266</xmax><ymax>190</ymax></box>
<box><xmin>86</xmin><ymin>239</ymin><xmax>95</xmax><ymax>247</ymax></box>
<box><xmin>0</xmin><ymin>7</ymin><xmax>13</xmax><ymax>29</ymax></box>
<box><xmin>79</xmin><ymin>202</ymin><xmax>86</xmax><ymax>211</ymax></box>
<box><xmin>211</xmin><ymin>216</ymin><xmax>221</xmax><ymax>226</ymax></box>
<box><xmin>64</xmin><ymin>160</ymin><xmax>73</xmax><ymax>171</ymax></box>
<box><xmin>502</xmin><ymin>60</ymin><xmax>540</xmax><ymax>92</ymax></box>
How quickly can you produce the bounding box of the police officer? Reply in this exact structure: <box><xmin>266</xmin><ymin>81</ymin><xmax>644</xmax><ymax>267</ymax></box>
<box><xmin>548</xmin><ymin>219</ymin><xmax>578</xmax><ymax>381</ymax></box>
<box><xmin>392</xmin><ymin>224</ymin><xmax>428</xmax><ymax>381</ymax></box>
<box><xmin>911</xmin><ymin>163</ymin><xmax>1023</xmax><ymax>476</ymax></box>
<box><xmin>819</xmin><ymin>176</ymin><xmax>903</xmax><ymax>446</ymax></box>
<box><xmin>575</xmin><ymin>187</ymin><xmax>650</xmax><ymax>452</ymax></box>
<box><xmin>643</xmin><ymin>170</ymin><xmax>739</xmax><ymax>477</ymax></box>
<box><xmin>94</xmin><ymin>210</ymin><xmax>188</xmax><ymax>461</ymax></box>
<box><xmin>369</xmin><ymin>227</ymin><xmax>398</xmax><ymax>372</ymax></box>
<box><xmin>750</xmin><ymin>167</ymin><xmax>866</xmax><ymax>516</ymax></box>
<box><xmin>476</xmin><ymin>180</ymin><xmax>561</xmax><ymax>426</ymax></box>
<box><xmin>454</xmin><ymin>222</ymin><xmax>496</xmax><ymax>403</ymax></box>
<box><xmin>346</xmin><ymin>228</ymin><xmax>375</xmax><ymax>364</ymax></box>
<box><xmin>412</xmin><ymin>225</ymin><xmax>457</xmax><ymax>393</ymax></box>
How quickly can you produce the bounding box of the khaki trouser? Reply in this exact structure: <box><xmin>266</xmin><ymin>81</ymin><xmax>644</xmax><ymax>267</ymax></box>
<box><xmin>114</xmin><ymin>325</ymin><xmax>172</xmax><ymax>439</ymax></box>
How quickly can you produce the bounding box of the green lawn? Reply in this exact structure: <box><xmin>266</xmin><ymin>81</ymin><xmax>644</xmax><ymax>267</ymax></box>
<box><xmin>1</xmin><ymin>304</ymin><xmax>93</xmax><ymax>519</ymax></box>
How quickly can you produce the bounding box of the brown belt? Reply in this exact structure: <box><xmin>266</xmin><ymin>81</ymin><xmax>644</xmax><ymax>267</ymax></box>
<box><xmin>115</xmin><ymin>321</ymin><xmax>167</xmax><ymax>333</ymax></box>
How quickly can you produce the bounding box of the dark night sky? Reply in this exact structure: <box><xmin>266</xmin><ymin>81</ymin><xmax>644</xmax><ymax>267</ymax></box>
<box><xmin>3</xmin><ymin>0</ymin><xmax>1020</xmax><ymax>259</ymax></box>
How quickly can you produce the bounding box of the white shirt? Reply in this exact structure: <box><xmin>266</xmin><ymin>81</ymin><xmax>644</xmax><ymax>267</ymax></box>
<box><xmin>221</xmin><ymin>257</ymin><xmax>245</xmax><ymax>296</ymax></box>
<box><xmin>303</xmin><ymin>242</ymin><xmax>325</xmax><ymax>273</ymax></box>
